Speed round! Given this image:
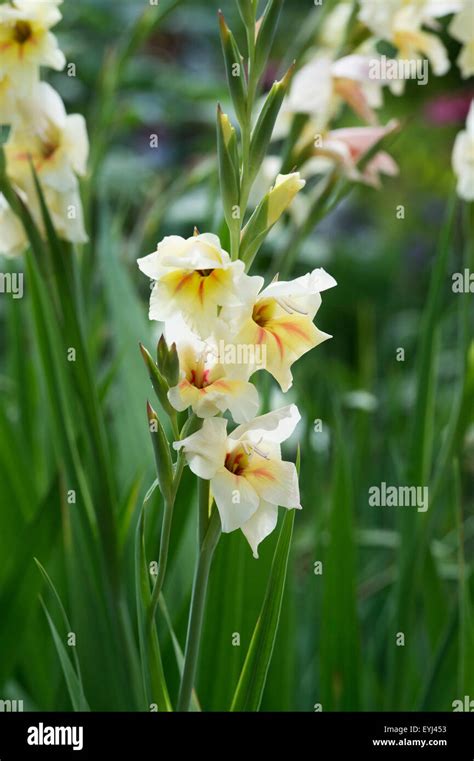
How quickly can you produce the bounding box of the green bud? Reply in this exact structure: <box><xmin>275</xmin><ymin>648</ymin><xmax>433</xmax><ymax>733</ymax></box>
<box><xmin>139</xmin><ymin>342</ymin><xmax>175</xmax><ymax>418</ymax></box>
<box><xmin>254</xmin><ymin>0</ymin><xmax>284</xmax><ymax>82</ymax></box>
<box><xmin>248</xmin><ymin>62</ymin><xmax>295</xmax><ymax>187</ymax></box>
<box><xmin>166</xmin><ymin>342</ymin><xmax>180</xmax><ymax>388</ymax></box>
<box><xmin>157</xmin><ymin>334</ymin><xmax>180</xmax><ymax>387</ymax></box>
<box><xmin>219</xmin><ymin>11</ymin><xmax>247</xmax><ymax>127</ymax></box>
<box><xmin>217</xmin><ymin>106</ymin><xmax>240</xmax><ymax>232</ymax></box>
<box><xmin>146</xmin><ymin>402</ymin><xmax>174</xmax><ymax>505</ymax></box>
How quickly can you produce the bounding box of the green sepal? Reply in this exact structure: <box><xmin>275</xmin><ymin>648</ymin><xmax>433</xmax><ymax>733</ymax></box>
<box><xmin>248</xmin><ymin>62</ymin><xmax>294</xmax><ymax>187</ymax></box>
<box><xmin>219</xmin><ymin>11</ymin><xmax>248</xmax><ymax>127</ymax></box>
<box><xmin>217</xmin><ymin>105</ymin><xmax>241</xmax><ymax>232</ymax></box>
<box><xmin>254</xmin><ymin>0</ymin><xmax>284</xmax><ymax>82</ymax></box>
<box><xmin>146</xmin><ymin>401</ymin><xmax>174</xmax><ymax>505</ymax></box>
<box><xmin>140</xmin><ymin>342</ymin><xmax>175</xmax><ymax>418</ymax></box>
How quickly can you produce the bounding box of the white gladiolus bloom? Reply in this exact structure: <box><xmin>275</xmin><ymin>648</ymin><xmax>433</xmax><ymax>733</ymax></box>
<box><xmin>0</xmin><ymin>0</ymin><xmax>65</xmax><ymax>94</ymax></box>
<box><xmin>358</xmin><ymin>0</ymin><xmax>462</xmax><ymax>77</ymax></box>
<box><xmin>452</xmin><ymin>101</ymin><xmax>474</xmax><ymax>201</ymax></box>
<box><xmin>5</xmin><ymin>83</ymin><xmax>89</xmax><ymax>193</ymax></box>
<box><xmin>221</xmin><ymin>269</ymin><xmax>337</xmax><ymax>393</ymax></box>
<box><xmin>449</xmin><ymin>2</ymin><xmax>474</xmax><ymax>78</ymax></box>
<box><xmin>138</xmin><ymin>232</ymin><xmax>262</xmax><ymax>339</ymax></box>
<box><xmin>286</xmin><ymin>55</ymin><xmax>386</xmax><ymax>129</ymax></box>
<box><xmin>165</xmin><ymin>318</ymin><xmax>260</xmax><ymax>423</ymax></box>
<box><xmin>3</xmin><ymin>82</ymin><xmax>88</xmax><ymax>245</ymax></box>
<box><xmin>174</xmin><ymin>405</ymin><xmax>301</xmax><ymax>557</ymax></box>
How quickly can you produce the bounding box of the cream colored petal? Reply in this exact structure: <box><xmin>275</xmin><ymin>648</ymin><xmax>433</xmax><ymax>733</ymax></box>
<box><xmin>241</xmin><ymin>500</ymin><xmax>279</xmax><ymax>558</ymax></box>
<box><xmin>211</xmin><ymin>468</ymin><xmax>260</xmax><ymax>533</ymax></box>
<box><xmin>231</xmin><ymin>404</ymin><xmax>301</xmax><ymax>444</ymax></box>
<box><xmin>46</xmin><ymin>186</ymin><xmax>88</xmax><ymax>244</ymax></box>
<box><xmin>207</xmin><ymin>379</ymin><xmax>260</xmax><ymax>423</ymax></box>
<box><xmin>167</xmin><ymin>382</ymin><xmax>198</xmax><ymax>414</ymax></box>
<box><xmin>173</xmin><ymin>417</ymin><xmax>228</xmax><ymax>479</ymax></box>
<box><xmin>245</xmin><ymin>457</ymin><xmax>301</xmax><ymax>508</ymax></box>
<box><xmin>63</xmin><ymin>114</ymin><xmax>89</xmax><ymax>176</ymax></box>
<box><xmin>137</xmin><ymin>250</ymin><xmax>162</xmax><ymax>280</ymax></box>
<box><xmin>264</xmin><ymin>317</ymin><xmax>332</xmax><ymax>392</ymax></box>
<box><xmin>287</xmin><ymin>57</ymin><xmax>333</xmax><ymax>117</ymax></box>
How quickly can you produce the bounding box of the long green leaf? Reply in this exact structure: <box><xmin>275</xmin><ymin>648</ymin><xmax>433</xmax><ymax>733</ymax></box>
<box><xmin>39</xmin><ymin>600</ymin><xmax>90</xmax><ymax>712</ymax></box>
<box><xmin>35</xmin><ymin>559</ymin><xmax>89</xmax><ymax>711</ymax></box>
<box><xmin>230</xmin><ymin>507</ymin><xmax>296</xmax><ymax>711</ymax></box>
<box><xmin>135</xmin><ymin>500</ymin><xmax>172</xmax><ymax>712</ymax></box>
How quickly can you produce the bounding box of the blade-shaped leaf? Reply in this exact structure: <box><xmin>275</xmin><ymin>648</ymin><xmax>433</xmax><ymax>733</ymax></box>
<box><xmin>39</xmin><ymin>600</ymin><xmax>90</xmax><ymax>712</ymax></box>
<box><xmin>35</xmin><ymin>559</ymin><xmax>89</xmax><ymax>711</ymax></box>
<box><xmin>135</xmin><ymin>500</ymin><xmax>172</xmax><ymax>712</ymax></box>
<box><xmin>230</xmin><ymin>507</ymin><xmax>296</xmax><ymax>711</ymax></box>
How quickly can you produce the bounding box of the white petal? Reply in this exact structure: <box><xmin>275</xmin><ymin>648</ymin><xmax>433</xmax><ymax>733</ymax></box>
<box><xmin>63</xmin><ymin>114</ymin><xmax>89</xmax><ymax>176</ymax></box>
<box><xmin>173</xmin><ymin>417</ymin><xmax>228</xmax><ymax>479</ymax></box>
<box><xmin>137</xmin><ymin>236</ymin><xmax>186</xmax><ymax>278</ymax></box>
<box><xmin>36</xmin><ymin>81</ymin><xmax>66</xmax><ymax>125</ymax></box>
<box><xmin>137</xmin><ymin>250</ymin><xmax>160</xmax><ymax>279</ymax></box>
<box><xmin>241</xmin><ymin>500</ymin><xmax>279</xmax><ymax>558</ymax></box>
<box><xmin>331</xmin><ymin>55</ymin><xmax>373</xmax><ymax>82</ymax></box>
<box><xmin>211</xmin><ymin>468</ymin><xmax>260</xmax><ymax>532</ymax></box>
<box><xmin>246</xmin><ymin>458</ymin><xmax>301</xmax><ymax>508</ymax></box>
<box><xmin>231</xmin><ymin>404</ymin><xmax>301</xmax><ymax>444</ymax></box>
<box><xmin>287</xmin><ymin>57</ymin><xmax>333</xmax><ymax>117</ymax></box>
<box><xmin>224</xmin><ymin>382</ymin><xmax>260</xmax><ymax>423</ymax></box>
<box><xmin>259</xmin><ymin>268</ymin><xmax>336</xmax><ymax>319</ymax></box>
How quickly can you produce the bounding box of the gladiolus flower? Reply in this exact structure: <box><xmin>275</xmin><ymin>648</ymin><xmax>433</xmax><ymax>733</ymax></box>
<box><xmin>452</xmin><ymin>100</ymin><xmax>474</xmax><ymax>201</ymax></box>
<box><xmin>222</xmin><ymin>269</ymin><xmax>337</xmax><ymax>392</ymax></box>
<box><xmin>174</xmin><ymin>405</ymin><xmax>301</xmax><ymax>557</ymax></box>
<box><xmin>138</xmin><ymin>232</ymin><xmax>262</xmax><ymax>339</ymax></box>
<box><xmin>286</xmin><ymin>55</ymin><xmax>387</xmax><ymax>129</ymax></box>
<box><xmin>0</xmin><ymin>0</ymin><xmax>65</xmax><ymax>94</ymax></box>
<box><xmin>5</xmin><ymin>82</ymin><xmax>88</xmax><ymax>193</ymax></box>
<box><xmin>358</xmin><ymin>0</ymin><xmax>462</xmax><ymax>78</ymax></box>
<box><xmin>308</xmin><ymin>121</ymin><xmax>399</xmax><ymax>188</ymax></box>
<box><xmin>165</xmin><ymin>318</ymin><xmax>259</xmax><ymax>423</ymax></box>
<box><xmin>449</xmin><ymin>1</ymin><xmax>474</xmax><ymax>78</ymax></box>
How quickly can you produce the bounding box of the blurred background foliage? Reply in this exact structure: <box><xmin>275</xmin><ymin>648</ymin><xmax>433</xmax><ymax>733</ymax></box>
<box><xmin>0</xmin><ymin>0</ymin><xmax>473</xmax><ymax>712</ymax></box>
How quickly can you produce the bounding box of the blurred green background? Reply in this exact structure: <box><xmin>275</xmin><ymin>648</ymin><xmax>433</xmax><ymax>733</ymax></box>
<box><xmin>0</xmin><ymin>0</ymin><xmax>473</xmax><ymax>712</ymax></box>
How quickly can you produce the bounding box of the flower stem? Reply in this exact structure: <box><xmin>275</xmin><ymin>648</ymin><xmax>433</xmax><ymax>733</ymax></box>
<box><xmin>177</xmin><ymin>505</ymin><xmax>221</xmax><ymax>712</ymax></box>
<box><xmin>147</xmin><ymin>451</ymin><xmax>186</xmax><ymax>627</ymax></box>
<box><xmin>238</xmin><ymin>17</ymin><xmax>258</xmax><ymax>237</ymax></box>
<box><xmin>198</xmin><ymin>476</ymin><xmax>210</xmax><ymax>545</ymax></box>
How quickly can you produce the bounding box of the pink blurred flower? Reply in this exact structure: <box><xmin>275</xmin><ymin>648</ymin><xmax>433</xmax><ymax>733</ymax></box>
<box><xmin>424</xmin><ymin>93</ymin><xmax>474</xmax><ymax>125</ymax></box>
<box><xmin>310</xmin><ymin>121</ymin><xmax>399</xmax><ymax>188</ymax></box>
